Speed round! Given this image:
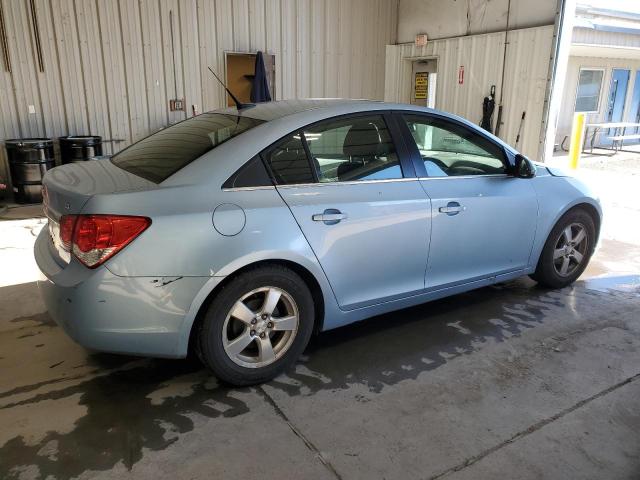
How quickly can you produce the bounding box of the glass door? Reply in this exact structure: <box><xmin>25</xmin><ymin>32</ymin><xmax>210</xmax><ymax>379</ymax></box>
<box><xmin>629</xmin><ymin>71</ymin><xmax>640</xmax><ymax>141</ymax></box>
<box><xmin>605</xmin><ymin>69</ymin><xmax>630</xmax><ymax>142</ymax></box>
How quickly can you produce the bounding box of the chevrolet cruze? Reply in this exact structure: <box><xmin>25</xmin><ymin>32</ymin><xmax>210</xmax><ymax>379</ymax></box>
<box><xmin>35</xmin><ymin>99</ymin><xmax>601</xmax><ymax>385</ymax></box>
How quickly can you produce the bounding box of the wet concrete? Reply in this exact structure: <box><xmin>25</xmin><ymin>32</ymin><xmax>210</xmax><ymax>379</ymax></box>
<box><xmin>2</xmin><ymin>168</ymin><xmax>640</xmax><ymax>480</ymax></box>
<box><xmin>1</xmin><ymin>239</ymin><xmax>639</xmax><ymax>479</ymax></box>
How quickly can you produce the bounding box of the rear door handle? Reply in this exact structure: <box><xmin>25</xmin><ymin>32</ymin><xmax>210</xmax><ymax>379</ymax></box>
<box><xmin>312</xmin><ymin>208</ymin><xmax>347</xmax><ymax>225</ymax></box>
<box><xmin>439</xmin><ymin>202</ymin><xmax>465</xmax><ymax>216</ymax></box>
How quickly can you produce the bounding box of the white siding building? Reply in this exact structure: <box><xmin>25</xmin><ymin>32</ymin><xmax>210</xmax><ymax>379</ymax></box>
<box><xmin>555</xmin><ymin>5</ymin><xmax>640</xmax><ymax>148</ymax></box>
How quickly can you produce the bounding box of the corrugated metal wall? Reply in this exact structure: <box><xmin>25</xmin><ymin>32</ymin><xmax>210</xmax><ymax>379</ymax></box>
<box><xmin>384</xmin><ymin>25</ymin><xmax>555</xmax><ymax>160</ymax></box>
<box><xmin>0</xmin><ymin>0</ymin><xmax>398</xmax><ymax>191</ymax></box>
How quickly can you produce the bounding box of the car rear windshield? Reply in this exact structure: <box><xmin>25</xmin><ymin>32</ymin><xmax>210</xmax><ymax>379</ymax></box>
<box><xmin>110</xmin><ymin>113</ymin><xmax>264</xmax><ymax>183</ymax></box>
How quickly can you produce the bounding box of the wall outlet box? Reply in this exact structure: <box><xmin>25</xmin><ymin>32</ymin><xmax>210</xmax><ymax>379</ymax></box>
<box><xmin>170</xmin><ymin>99</ymin><xmax>184</xmax><ymax>111</ymax></box>
<box><xmin>415</xmin><ymin>34</ymin><xmax>428</xmax><ymax>47</ymax></box>
<box><xmin>28</xmin><ymin>105</ymin><xmax>36</xmax><ymax>114</ymax></box>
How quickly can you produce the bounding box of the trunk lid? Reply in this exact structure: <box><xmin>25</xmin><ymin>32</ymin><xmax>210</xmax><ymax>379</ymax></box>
<box><xmin>43</xmin><ymin>159</ymin><xmax>156</xmax><ymax>264</ymax></box>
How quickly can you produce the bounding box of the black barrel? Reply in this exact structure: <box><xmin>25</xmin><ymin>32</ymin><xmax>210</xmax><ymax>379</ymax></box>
<box><xmin>59</xmin><ymin>135</ymin><xmax>103</xmax><ymax>164</ymax></box>
<box><xmin>5</xmin><ymin>138</ymin><xmax>55</xmax><ymax>204</ymax></box>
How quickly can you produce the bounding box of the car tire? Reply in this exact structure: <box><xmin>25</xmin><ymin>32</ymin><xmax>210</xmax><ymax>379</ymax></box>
<box><xmin>197</xmin><ymin>265</ymin><xmax>315</xmax><ymax>386</ymax></box>
<box><xmin>530</xmin><ymin>208</ymin><xmax>596</xmax><ymax>289</ymax></box>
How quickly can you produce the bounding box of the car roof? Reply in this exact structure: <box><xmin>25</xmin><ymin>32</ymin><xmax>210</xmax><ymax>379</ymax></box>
<box><xmin>218</xmin><ymin>98</ymin><xmax>515</xmax><ymax>154</ymax></box>
<box><xmin>166</xmin><ymin>99</ymin><xmax>518</xmax><ymax>186</ymax></box>
<box><xmin>216</xmin><ymin>98</ymin><xmax>383</xmax><ymax>122</ymax></box>
<box><xmin>215</xmin><ymin>100</ymin><xmax>510</xmax><ymax>150</ymax></box>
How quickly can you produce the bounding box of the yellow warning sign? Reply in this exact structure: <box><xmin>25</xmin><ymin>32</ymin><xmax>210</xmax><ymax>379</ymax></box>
<box><xmin>415</xmin><ymin>72</ymin><xmax>428</xmax><ymax>100</ymax></box>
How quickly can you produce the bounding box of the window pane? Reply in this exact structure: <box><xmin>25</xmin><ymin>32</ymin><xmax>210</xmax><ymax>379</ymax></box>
<box><xmin>265</xmin><ymin>134</ymin><xmax>315</xmax><ymax>185</ymax></box>
<box><xmin>403</xmin><ymin>115</ymin><xmax>506</xmax><ymax>176</ymax></box>
<box><xmin>223</xmin><ymin>156</ymin><xmax>272</xmax><ymax>188</ymax></box>
<box><xmin>304</xmin><ymin>115</ymin><xmax>402</xmax><ymax>182</ymax></box>
<box><xmin>111</xmin><ymin>113</ymin><xmax>264</xmax><ymax>183</ymax></box>
<box><xmin>575</xmin><ymin>69</ymin><xmax>603</xmax><ymax>112</ymax></box>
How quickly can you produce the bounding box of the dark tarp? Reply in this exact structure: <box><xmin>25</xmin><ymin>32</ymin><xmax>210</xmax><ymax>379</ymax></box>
<box><xmin>480</xmin><ymin>95</ymin><xmax>495</xmax><ymax>133</ymax></box>
<box><xmin>250</xmin><ymin>51</ymin><xmax>272</xmax><ymax>103</ymax></box>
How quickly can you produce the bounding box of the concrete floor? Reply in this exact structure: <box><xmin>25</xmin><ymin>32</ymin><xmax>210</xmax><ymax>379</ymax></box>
<box><xmin>1</xmin><ymin>163</ymin><xmax>639</xmax><ymax>479</ymax></box>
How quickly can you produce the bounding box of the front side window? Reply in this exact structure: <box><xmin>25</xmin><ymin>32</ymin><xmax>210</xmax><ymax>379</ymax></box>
<box><xmin>111</xmin><ymin>113</ymin><xmax>264</xmax><ymax>183</ymax></box>
<box><xmin>403</xmin><ymin>115</ymin><xmax>507</xmax><ymax>177</ymax></box>
<box><xmin>575</xmin><ymin>68</ymin><xmax>604</xmax><ymax>113</ymax></box>
<box><xmin>304</xmin><ymin>115</ymin><xmax>402</xmax><ymax>182</ymax></box>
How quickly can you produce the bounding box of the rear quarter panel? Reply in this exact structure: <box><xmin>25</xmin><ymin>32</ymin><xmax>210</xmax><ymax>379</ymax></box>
<box><xmin>82</xmin><ymin>185</ymin><xmax>342</xmax><ymax>333</ymax></box>
<box><xmin>85</xmin><ymin>187</ymin><xmax>323</xmax><ymax>279</ymax></box>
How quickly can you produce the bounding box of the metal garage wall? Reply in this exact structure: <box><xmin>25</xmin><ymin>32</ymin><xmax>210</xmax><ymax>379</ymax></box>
<box><xmin>397</xmin><ymin>0</ymin><xmax>557</xmax><ymax>43</ymax></box>
<box><xmin>0</xmin><ymin>0</ymin><xmax>398</xmax><ymax>190</ymax></box>
<box><xmin>384</xmin><ymin>25</ymin><xmax>555</xmax><ymax>160</ymax></box>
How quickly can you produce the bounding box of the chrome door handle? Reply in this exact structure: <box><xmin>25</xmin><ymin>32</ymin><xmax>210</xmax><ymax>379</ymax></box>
<box><xmin>439</xmin><ymin>202</ymin><xmax>465</xmax><ymax>216</ymax></box>
<box><xmin>312</xmin><ymin>209</ymin><xmax>347</xmax><ymax>225</ymax></box>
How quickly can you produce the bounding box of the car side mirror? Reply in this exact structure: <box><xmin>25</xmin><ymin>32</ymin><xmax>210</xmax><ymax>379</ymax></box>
<box><xmin>513</xmin><ymin>154</ymin><xmax>536</xmax><ymax>179</ymax></box>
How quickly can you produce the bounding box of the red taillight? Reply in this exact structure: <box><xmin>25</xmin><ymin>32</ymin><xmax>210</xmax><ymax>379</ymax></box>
<box><xmin>60</xmin><ymin>215</ymin><xmax>77</xmax><ymax>251</ymax></box>
<box><xmin>59</xmin><ymin>214</ymin><xmax>150</xmax><ymax>268</ymax></box>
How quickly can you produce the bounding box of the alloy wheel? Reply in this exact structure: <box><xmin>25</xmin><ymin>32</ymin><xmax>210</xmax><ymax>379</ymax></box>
<box><xmin>222</xmin><ymin>287</ymin><xmax>299</xmax><ymax>368</ymax></box>
<box><xmin>553</xmin><ymin>222</ymin><xmax>589</xmax><ymax>277</ymax></box>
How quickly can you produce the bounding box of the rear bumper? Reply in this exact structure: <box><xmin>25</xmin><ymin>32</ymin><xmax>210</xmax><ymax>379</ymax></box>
<box><xmin>34</xmin><ymin>226</ymin><xmax>212</xmax><ymax>358</ymax></box>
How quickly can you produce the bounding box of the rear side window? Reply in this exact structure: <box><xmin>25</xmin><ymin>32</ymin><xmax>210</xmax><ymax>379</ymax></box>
<box><xmin>304</xmin><ymin>115</ymin><xmax>402</xmax><ymax>182</ymax></box>
<box><xmin>264</xmin><ymin>115</ymin><xmax>404</xmax><ymax>185</ymax></box>
<box><xmin>222</xmin><ymin>156</ymin><xmax>272</xmax><ymax>189</ymax></box>
<box><xmin>264</xmin><ymin>134</ymin><xmax>315</xmax><ymax>185</ymax></box>
<box><xmin>111</xmin><ymin>113</ymin><xmax>264</xmax><ymax>183</ymax></box>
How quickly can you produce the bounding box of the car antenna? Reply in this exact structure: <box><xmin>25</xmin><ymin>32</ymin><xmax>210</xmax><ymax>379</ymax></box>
<box><xmin>207</xmin><ymin>66</ymin><xmax>255</xmax><ymax>110</ymax></box>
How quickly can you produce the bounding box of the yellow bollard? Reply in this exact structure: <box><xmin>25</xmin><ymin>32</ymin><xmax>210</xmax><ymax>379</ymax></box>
<box><xmin>568</xmin><ymin>112</ymin><xmax>586</xmax><ymax>170</ymax></box>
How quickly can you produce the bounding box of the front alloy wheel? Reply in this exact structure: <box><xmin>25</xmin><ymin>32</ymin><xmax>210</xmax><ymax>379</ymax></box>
<box><xmin>531</xmin><ymin>208</ymin><xmax>596</xmax><ymax>289</ymax></box>
<box><xmin>552</xmin><ymin>223</ymin><xmax>588</xmax><ymax>277</ymax></box>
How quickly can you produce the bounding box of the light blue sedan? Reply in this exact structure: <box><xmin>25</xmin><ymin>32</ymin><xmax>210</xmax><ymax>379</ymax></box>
<box><xmin>35</xmin><ymin>100</ymin><xmax>601</xmax><ymax>385</ymax></box>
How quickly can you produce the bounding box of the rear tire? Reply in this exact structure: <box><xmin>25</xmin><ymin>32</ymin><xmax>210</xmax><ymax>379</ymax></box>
<box><xmin>197</xmin><ymin>265</ymin><xmax>314</xmax><ymax>386</ymax></box>
<box><xmin>530</xmin><ymin>208</ymin><xmax>596</xmax><ymax>289</ymax></box>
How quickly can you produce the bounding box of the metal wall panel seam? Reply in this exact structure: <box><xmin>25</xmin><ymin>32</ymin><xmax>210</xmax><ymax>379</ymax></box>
<box><xmin>178</xmin><ymin>0</ymin><xmax>201</xmax><ymax>121</ymax></box>
<box><xmin>45</xmin><ymin>2</ymin><xmax>69</xmax><ymax>138</ymax></box>
<box><xmin>6</xmin><ymin>0</ymin><xmax>42</xmax><ymax>137</ymax></box>
<box><xmin>232</xmin><ymin>0</ymin><xmax>249</xmax><ymax>52</ymax></box>
<box><xmin>150</xmin><ymin>0</ymin><xmax>169</xmax><ymax>128</ymax></box>
<box><xmin>58</xmin><ymin>0</ymin><xmax>87</xmax><ymax>134</ymax></box>
<box><xmin>137</xmin><ymin>0</ymin><xmax>153</xmax><ymax>135</ymax></box>
<box><xmin>215</xmin><ymin>0</ymin><xmax>233</xmax><ymax>106</ymax></box>
<box><xmin>116</xmin><ymin>0</ymin><xmax>134</xmax><ymax>143</ymax></box>
<box><xmin>71</xmin><ymin>0</ymin><xmax>92</xmax><ymax>135</ymax></box>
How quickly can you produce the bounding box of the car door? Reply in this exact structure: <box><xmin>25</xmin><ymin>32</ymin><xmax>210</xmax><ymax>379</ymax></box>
<box><xmin>398</xmin><ymin>113</ymin><xmax>538</xmax><ymax>289</ymax></box>
<box><xmin>263</xmin><ymin>113</ymin><xmax>432</xmax><ymax>310</ymax></box>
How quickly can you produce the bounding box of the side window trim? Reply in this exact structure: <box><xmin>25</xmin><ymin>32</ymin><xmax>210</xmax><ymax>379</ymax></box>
<box><xmin>396</xmin><ymin>112</ymin><xmax>511</xmax><ymax>178</ymax></box>
<box><xmin>299</xmin><ymin>129</ymin><xmax>320</xmax><ymax>183</ymax></box>
<box><xmin>385</xmin><ymin>112</ymin><xmax>417</xmax><ymax>179</ymax></box>
<box><xmin>259</xmin><ymin>150</ymin><xmax>278</xmax><ymax>185</ymax></box>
